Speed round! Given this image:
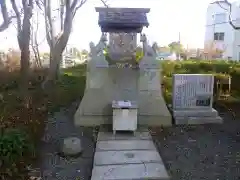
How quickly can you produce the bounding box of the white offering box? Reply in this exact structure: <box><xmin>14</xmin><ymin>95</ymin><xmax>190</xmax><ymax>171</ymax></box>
<box><xmin>112</xmin><ymin>100</ymin><xmax>138</xmax><ymax>134</ymax></box>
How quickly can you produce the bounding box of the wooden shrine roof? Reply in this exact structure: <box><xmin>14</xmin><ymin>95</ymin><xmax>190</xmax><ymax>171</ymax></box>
<box><xmin>95</xmin><ymin>7</ymin><xmax>150</xmax><ymax>33</ymax></box>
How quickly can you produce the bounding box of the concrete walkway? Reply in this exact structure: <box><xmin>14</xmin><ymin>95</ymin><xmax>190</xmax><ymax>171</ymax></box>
<box><xmin>91</xmin><ymin>128</ymin><xmax>170</xmax><ymax>180</ymax></box>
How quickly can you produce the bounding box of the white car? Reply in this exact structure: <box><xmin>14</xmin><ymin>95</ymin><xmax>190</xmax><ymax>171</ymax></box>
<box><xmin>157</xmin><ymin>52</ymin><xmax>177</xmax><ymax>61</ymax></box>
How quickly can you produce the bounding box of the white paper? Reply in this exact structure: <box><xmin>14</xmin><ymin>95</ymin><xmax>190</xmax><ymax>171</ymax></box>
<box><xmin>122</xmin><ymin>109</ymin><xmax>129</xmax><ymax>117</ymax></box>
<box><xmin>118</xmin><ymin>100</ymin><xmax>131</xmax><ymax>107</ymax></box>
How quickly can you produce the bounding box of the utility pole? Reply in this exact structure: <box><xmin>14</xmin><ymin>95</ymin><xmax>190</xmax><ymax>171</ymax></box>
<box><xmin>178</xmin><ymin>32</ymin><xmax>181</xmax><ymax>43</ymax></box>
<box><xmin>178</xmin><ymin>32</ymin><xmax>181</xmax><ymax>60</ymax></box>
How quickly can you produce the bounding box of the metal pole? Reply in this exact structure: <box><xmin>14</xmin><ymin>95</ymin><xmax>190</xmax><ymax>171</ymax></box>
<box><xmin>178</xmin><ymin>32</ymin><xmax>181</xmax><ymax>60</ymax></box>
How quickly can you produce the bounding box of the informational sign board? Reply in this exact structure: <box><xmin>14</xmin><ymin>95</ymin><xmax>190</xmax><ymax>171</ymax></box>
<box><xmin>172</xmin><ymin>74</ymin><xmax>214</xmax><ymax>110</ymax></box>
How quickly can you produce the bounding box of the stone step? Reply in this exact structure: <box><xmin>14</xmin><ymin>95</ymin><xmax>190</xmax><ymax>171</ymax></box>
<box><xmin>97</xmin><ymin>131</ymin><xmax>151</xmax><ymax>141</ymax></box>
<box><xmin>91</xmin><ymin>163</ymin><xmax>170</xmax><ymax>180</ymax></box>
<box><xmin>94</xmin><ymin>150</ymin><xmax>163</xmax><ymax>166</ymax></box>
<box><xmin>96</xmin><ymin>140</ymin><xmax>156</xmax><ymax>151</ymax></box>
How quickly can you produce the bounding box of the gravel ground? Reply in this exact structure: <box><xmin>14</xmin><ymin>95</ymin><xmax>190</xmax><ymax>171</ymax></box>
<box><xmin>29</xmin><ymin>101</ymin><xmax>240</xmax><ymax>180</ymax></box>
<box><xmin>150</xmin><ymin>105</ymin><xmax>240</xmax><ymax>180</ymax></box>
<box><xmin>30</xmin><ymin>101</ymin><xmax>98</xmax><ymax>180</ymax></box>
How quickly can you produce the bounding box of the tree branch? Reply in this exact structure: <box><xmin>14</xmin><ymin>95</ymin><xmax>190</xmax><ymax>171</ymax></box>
<box><xmin>10</xmin><ymin>0</ymin><xmax>23</xmax><ymax>47</ymax></box>
<box><xmin>214</xmin><ymin>0</ymin><xmax>240</xmax><ymax>30</ymax></box>
<box><xmin>35</xmin><ymin>0</ymin><xmax>44</xmax><ymax>11</ymax></box>
<box><xmin>56</xmin><ymin>0</ymin><xmax>88</xmax><ymax>53</ymax></box>
<box><xmin>43</xmin><ymin>0</ymin><xmax>54</xmax><ymax>48</ymax></box>
<box><xmin>0</xmin><ymin>0</ymin><xmax>15</xmax><ymax>32</ymax></box>
<box><xmin>60</xmin><ymin>0</ymin><xmax>65</xmax><ymax>30</ymax></box>
<box><xmin>100</xmin><ymin>0</ymin><xmax>109</xmax><ymax>7</ymax></box>
<box><xmin>71</xmin><ymin>0</ymin><xmax>87</xmax><ymax>17</ymax></box>
<box><xmin>31</xmin><ymin>10</ymin><xmax>42</xmax><ymax>68</ymax></box>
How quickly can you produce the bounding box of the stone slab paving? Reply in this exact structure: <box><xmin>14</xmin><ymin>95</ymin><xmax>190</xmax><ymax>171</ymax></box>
<box><xmin>91</xmin><ymin>163</ymin><xmax>169</xmax><ymax>180</ymax></box>
<box><xmin>96</xmin><ymin>140</ymin><xmax>156</xmax><ymax>151</ymax></box>
<box><xmin>94</xmin><ymin>150</ymin><xmax>162</xmax><ymax>165</ymax></box>
<box><xmin>91</xmin><ymin>129</ymin><xmax>170</xmax><ymax>180</ymax></box>
<box><xmin>98</xmin><ymin>131</ymin><xmax>151</xmax><ymax>140</ymax></box>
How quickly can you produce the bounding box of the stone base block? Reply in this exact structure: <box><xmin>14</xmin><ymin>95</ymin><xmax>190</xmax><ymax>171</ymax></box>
<box><xmin>173</xmin><ymin>108</ymin><xmax>219</xmax><ymax>117</ymax></box>
<box><xmin>138</xmin><ymin>115</ymin><xmax>172</xmax><ymax>126</ymax></box>
<box><xmin>75</xmin><ymin>88</ymin><xmax>172</xmax><ymax>127</ymax></box>
<box><xmin>173</xmin><ymin>108</ymin><xmax>223</xmax><ymax>125</ymax></box>
<box><xmin>74</xmin><ymin>115</ymin><xmax>173</xmax><ymax>127</ymax></box>
<box><xmin>175</xmin><ymin>116</ymin><xmax>223</xmax><ymax>125</ymax></box>
<box><xmin>74</xmin><ymin>88</ymin><xmax>112</xmax><ymax>126</ymax></box>
<box><xmin>138</xmin><ymin>91</ymin><xmax>172</xmax><ymax>127</ymax></box>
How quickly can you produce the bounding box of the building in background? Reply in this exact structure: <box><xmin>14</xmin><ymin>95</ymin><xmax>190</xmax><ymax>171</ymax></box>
<box><xmin>61</xmin><ymin>46</ymin><xmax>88</xmax><ymax>68</ymax></box>
<box><xmin>184</xmin><ymin>48</ymin><xmax>205</xmax><ymax>60</ymax></box>
<box><xmin>204</xmin><ymin>0</ymin><xmax>240</xmax><ymax>60</ymax></box>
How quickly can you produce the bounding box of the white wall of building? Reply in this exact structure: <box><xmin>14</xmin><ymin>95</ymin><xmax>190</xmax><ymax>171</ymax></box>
<box><xmin>205</xmin><ymin>1</ymin><xmax>240</xmax><ymax>60</ymax></box>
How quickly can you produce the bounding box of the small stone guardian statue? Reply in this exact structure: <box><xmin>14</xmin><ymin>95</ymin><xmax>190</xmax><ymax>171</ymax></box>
<box><xmin>89</xmin><ymin>33</ymin><xmax>107</xmax><ymax>57</ymax></box>
<box><xmin>139</xmin><ymin>33</ymin><xmax>160</xmax><ymax>72</ymax></box>
<box><xmin>140</xmin><ymin>33</ymin><xmax>157</xmax><ymax>59</ymax></box>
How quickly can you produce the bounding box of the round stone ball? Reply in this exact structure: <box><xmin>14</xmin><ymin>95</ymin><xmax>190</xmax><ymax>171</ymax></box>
<box><xmin>61</xmin><ymin>137</ymin><xmax>82</xmax><ymax>156</ymax></box>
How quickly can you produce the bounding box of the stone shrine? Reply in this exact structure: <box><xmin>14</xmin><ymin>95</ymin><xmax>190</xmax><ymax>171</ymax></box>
<box><xmin>172</xmin><ymin>74</ymin><xmax>223</xmax><ymax>124</ymax></box>
<box><xmin>74</xmin><ymin>7</ymin><xmax>172</xmax><ymax>126</ymax></box>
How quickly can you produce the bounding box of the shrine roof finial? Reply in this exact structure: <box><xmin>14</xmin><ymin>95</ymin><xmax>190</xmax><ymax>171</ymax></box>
<box><xmin>95</xmin><ymin>7</ymin><xmax>150</xmax><ymax>33</ymax></box>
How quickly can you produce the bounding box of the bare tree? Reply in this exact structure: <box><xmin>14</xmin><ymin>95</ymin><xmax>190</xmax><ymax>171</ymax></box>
<box><xmin>35</xmin><ymin>0</ymin><xmax>88</xmax><ymax>85</ymax></box>
<box><xmin>0</xmin><ymin>0</ymin><xmax>15</xmax><ymax>32</ymax></box>
<box><xmin>11</xmin><ymin>0</ymin><xmax>33</xmax><ymax>97</ymax></box>
<box><xmin>35</xmin><ymin>0</ymin><xmax>110</xmax><ymax>86</ymax></box>
<box><xmin>214</xmin><ymin>0</ymin><xmax>240</xmax><ymax>30</ymax></box>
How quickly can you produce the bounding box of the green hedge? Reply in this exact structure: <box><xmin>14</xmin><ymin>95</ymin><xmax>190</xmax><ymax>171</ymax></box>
<box><xmin>161</xmin><ymin>60</ymin><xmax>240</xmax><ymax>103</ymax></box>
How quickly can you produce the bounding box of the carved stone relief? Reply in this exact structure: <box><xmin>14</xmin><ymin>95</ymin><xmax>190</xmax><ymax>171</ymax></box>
<box><xmin>109</xmin><ymin>33</ymin><xmax>137</xmax><ymax>61</ymax></box>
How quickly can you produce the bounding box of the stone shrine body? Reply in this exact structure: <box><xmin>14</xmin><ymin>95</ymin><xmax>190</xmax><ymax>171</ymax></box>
<box><xmin>74</xmin><ymin>7</ymin><xmax>172</xmax><ymax>126</ymax></box>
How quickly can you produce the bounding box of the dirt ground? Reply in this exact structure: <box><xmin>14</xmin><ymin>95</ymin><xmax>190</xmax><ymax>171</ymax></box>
<box><xmin>150</xmin><ymin>104</ymin><xmax>240</xmax><ymax>180</ymax></box>
<box><xmin>31</xmin><ymin>101</ymin><xmax>98</xmax><ymax>180</ymax></box>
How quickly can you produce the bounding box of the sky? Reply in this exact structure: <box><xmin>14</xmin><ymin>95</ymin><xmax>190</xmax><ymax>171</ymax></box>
<box><xmin>0</xmin><ymin>0</ymin><xmax>228</xmax><ymax>52</ymax></box>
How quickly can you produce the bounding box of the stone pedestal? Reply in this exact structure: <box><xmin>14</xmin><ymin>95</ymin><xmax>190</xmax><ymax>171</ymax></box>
<box><xmin>74</xmin><ymin>54</ymin><xmax>112</xmax><ymax>126</ymax></box>
<box><xmin>74</xmin><ymin>65</ymin><xmax>139</xmax><ymax>126</ymax></box>
<box><xmin>138</xmin><ymin>57</ymin><xmax>172</xmax><ymax>126</ymax></box>
<box><xmin>75</xmin><ymin>59</ymin><xmax>172</xmax><ymax>126</ymax></box>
